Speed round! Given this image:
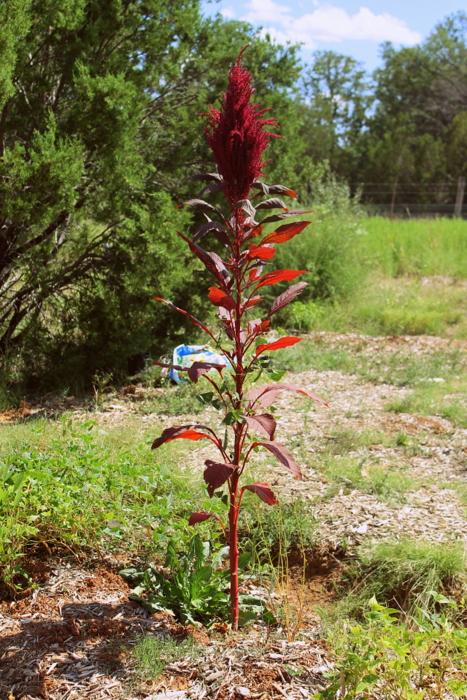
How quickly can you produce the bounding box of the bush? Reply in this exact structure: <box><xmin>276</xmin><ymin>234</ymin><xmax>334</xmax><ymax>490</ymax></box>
<box><xmin>271</xmin><ymin>171</ymin><xmax>364</xmax><ymax>305</ymax></box>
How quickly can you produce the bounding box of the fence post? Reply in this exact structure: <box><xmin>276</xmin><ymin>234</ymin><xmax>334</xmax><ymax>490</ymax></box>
<box><xmin>454</xmin><ymin>176</ymin><xmax>465</xmax><ymax>218</ymax></box>
<box><xmin>390</xmin><ymin>177</ymin><xmax>398</xmax><ymax>219</ymax></box>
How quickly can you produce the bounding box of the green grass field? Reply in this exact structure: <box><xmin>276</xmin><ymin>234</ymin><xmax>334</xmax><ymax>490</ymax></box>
<box><xmin>277</xmin><ymin>216</ymin><xmax>467</xmax><ymax>338</ymax></box>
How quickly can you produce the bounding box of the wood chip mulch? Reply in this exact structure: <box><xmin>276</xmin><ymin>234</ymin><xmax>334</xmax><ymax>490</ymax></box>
<box><xmin>0</xmin><ymin>562</ymin><xmax>331</xmax><ymax>700</ymax></box>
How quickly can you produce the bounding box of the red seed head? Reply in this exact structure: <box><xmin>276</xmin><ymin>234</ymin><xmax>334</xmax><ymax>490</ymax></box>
<box><xmin>204</xmin><ymin>47</ymin><xmax>280</xmax><ymax>206</ymax></box>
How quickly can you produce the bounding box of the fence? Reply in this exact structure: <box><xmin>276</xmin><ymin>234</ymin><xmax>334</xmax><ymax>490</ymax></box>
<box><xmin>358</xmin><ymin>177</ymin><xmax>466</xmax><ymax>218</ymax></box>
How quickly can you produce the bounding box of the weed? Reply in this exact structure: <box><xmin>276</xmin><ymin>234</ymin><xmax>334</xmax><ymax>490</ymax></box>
<box><xmin>134</xmin><ymin>635</ymin><xmax>198</xmax><ymax>680</ymax></box>
<box><xmin>142</xmin><ymin>381</ymin><xmax>207</xmax><ymax>416</ymax></box>
<box><xmin>318</xmin><ymin>596</ymin><xmax>467</xmax><ymax>700</ymax></box>
<box><xmin>122</xmin><ymin>534</ymin><xmax>274</xmax><ymax>627</ymax></box>
<box><xmin>239</xmin><ymin>499</ymin><xmax>317</xmax><ymax>567</ymax></box>
<box><xmin>0</xmin><ymin>419</ymin><xmax>203</xmax><ymax>583</ymax></box>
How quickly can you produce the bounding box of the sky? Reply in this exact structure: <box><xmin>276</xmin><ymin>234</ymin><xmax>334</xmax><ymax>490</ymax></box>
<box><xmin>201</xmin><ymin>0</ymin><xmax>466</xmax><ymax>72</ymax></box>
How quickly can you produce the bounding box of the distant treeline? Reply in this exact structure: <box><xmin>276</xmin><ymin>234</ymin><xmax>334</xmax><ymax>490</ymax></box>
<box><xmin>0</xmin><ymin>2</ymin><xmax>465</xmax><ymax>392</ymax></box>
<box><xmin>298</xmin><ymin>12</ymin><xmax>467</xmax><ymax>209</ymax></box>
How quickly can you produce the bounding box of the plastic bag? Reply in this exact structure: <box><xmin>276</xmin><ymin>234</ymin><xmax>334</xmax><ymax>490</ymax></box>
<box><xmin>170</xmin><ymin>344</ymin><xmax>230</xmax><ymax>383</ymax></box>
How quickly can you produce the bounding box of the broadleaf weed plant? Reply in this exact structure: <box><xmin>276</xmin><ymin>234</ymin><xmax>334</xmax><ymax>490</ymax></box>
<box><xmin>151</xmin><ymin>48</ymin><xmax>327</xmax><ymax>629</ymax></box>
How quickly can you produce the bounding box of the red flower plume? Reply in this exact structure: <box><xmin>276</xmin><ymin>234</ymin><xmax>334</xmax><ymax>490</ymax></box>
<box><xmin>204</xmin><ymin>47</ymin><xmax>280</xmax><ymax>205</ymax></box>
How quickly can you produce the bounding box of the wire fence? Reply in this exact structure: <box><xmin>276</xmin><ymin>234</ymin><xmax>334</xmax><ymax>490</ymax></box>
<box><xmin>358</xmin><ymin>180</ymin><xmax>466</xmax><ymax>218</ymax></box>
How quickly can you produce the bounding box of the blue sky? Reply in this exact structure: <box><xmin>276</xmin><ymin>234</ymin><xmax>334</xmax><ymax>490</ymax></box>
<box><xmin>201</xmin><ymin>0</ymin><xmax>465</xmax><ymax>71</ymax></box>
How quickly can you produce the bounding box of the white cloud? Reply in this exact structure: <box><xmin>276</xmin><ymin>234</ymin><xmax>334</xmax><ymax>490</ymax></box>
<box><xmin>220</xmin><ymin>7</ymin><xmax>235</xmax><ymax>19</ymax></box>
<box><xmin>242</xmin><ymin>0</ymin><xmax>292</xmax><ymax>24</ymax></box>
<box><xmin>242</xmin><ymin>1</ymin><xmax>421</xmax><ymax>48</ymax></box>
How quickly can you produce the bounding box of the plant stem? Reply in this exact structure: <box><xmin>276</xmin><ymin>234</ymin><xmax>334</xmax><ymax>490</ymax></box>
<box><xmin>229</xmin><ymin>473</ymin><xmax>239</xmax><ymax>629</ymax></box>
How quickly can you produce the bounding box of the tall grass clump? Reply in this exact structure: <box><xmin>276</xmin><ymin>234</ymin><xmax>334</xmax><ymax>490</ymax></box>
<box><xmin>359</xmin><ymin>217</ymin><xmax>467</xmax><ymax>279</ymax></box>
<box><xmin>345</xmin><ymin>539</ymin><xmax>466</xmax><ymax>615</ymax></box>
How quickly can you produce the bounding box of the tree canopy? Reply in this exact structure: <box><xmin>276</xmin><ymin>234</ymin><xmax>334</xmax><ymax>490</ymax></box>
<box><xmin>1</xmin><ymin>4</ymin><xmax>466</xmax><ymax>390</ymax></box>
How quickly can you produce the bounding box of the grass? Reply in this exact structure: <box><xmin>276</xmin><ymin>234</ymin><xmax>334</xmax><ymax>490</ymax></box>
<box><xmin>315</xmin><ymin>454</ymin><xmax>415</xmax><ymax>502</ymax></box>
<box><xmin>358</xmin><ymin>217</ymin><xmax>467</xmax><ymax>279</ymax></box>
<box><xmin>0</xmin><ymin>417</ymin><xmax>207</xmax><ymax>587</ymax></box>
<box><xmin>350</xmin><ymin>539</ymin><xmax>466</xmax><ymax>612</ymax></box>
<box><xmin>141</xmin><ymin>380</ymin><xmax>206</xmax><ymax>416</ymax></box>
<box><xmin>280</xmin><ymin>338</ymin><xmax>467</xmax><ymax>387</ymax></box>
<box><xmin>133</xmin><ymin>635</ymin><xmax>198</xmax><ymax>681</ymax></box>
<box><xmin>385</xmin><ymin>379</ymin><xmax>467</xmax><ymax>426</ymax></box>
<box><xmin>274</xmin><ymin>216</ymin><xmax>467</xmax><ymax>339</ymax></box>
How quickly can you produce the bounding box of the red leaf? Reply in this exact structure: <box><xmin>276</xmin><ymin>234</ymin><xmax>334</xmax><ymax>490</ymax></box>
<box><xmin>204</xmin><ymin>460</ymin><xmax>236</xmax><ymax>497</ymax></box>
<box><xmin>188</xmin><ymin>511</ymin><xmax>225</xmax><ymax>531</ymax></box>
<box><xmin>248</xmin><ymin>268</ymin><xmax>261</xmax><ymax>282</ymax></box>
<box><xmin>243</xmin><ymin>224</ymin><xmax>263</xmax><ymax>242</ymax></box>
<box><xmin>247</xmin><ymin>318</ymin><xmax>270</xmax><ymax>335</ymax></box>
<box><xmin>243</xmin><ymin>483</ymin><xmax>277</xmax><ymax>505</ymax></box>
<box><xmin>244</xmin><ymin>414</ymin><xmax>276</xmax><ymax>439</ymax></box>
<box><xmin>154</xmin><ymin>297</ymin><xmax>213</xmax><ymax>337</ymax></box>
<box><xmin>248</xmin><ymin>245</ymin><xmax>276</xmax><ymax>261</ymax></box>
<box><xmin>187</xmin><ymin>361</ymin><xmax>226</xmax><ymax>383</ymax></box>
<box><xmin>152</xmin><ymin>424</ymin><xmax>220</xmax><ymax>450</ymax></box>
<box><xmin>244</xmin><ymin>296</ymin><xmax>262</xmax><ymax>309</ymax></box>
<box><xmin>256</xmin><ymin>269</ymin><xmax>306</xmax><ymax>289</ymax></box>
<box><xmin>253</xmin><ymin>441</ymin><xmax>302</xmax><ymax>479</ymax></box>
<box><xmin>208</xmin><ymin>287</ymin><xmax>236</xmax><ymax>311</ymax></box>
<box><xmin>255</xmin><ymin>336</ymin><xmax>301</xmax><ymax>357</ymax></box>
<box><xmin>246</xmin><ymin>383</ymin><xmax>328</xmax><ymax>408</ymax></box>
<box><xmin>261</xmin><ymin>221</ymin><xmax>311</xmax><ymax>245</ymax></box>
<box><xmin>267</xmin><ymin>281</ymin><xmax>308</xmax><ymax>317</ymax></box>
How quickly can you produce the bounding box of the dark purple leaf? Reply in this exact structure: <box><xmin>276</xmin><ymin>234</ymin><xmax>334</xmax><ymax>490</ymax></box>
<box><xmin>237</xmin><ymin>199</ymin><xmax>256</xmax><ymax>218</ymax></box>
<box><xmin>204</xmin><ymin>460</ymin><xmax>236</xmax><ymax>496</ymax></box>
<box><xmin>267</xmin><ymin>282</ymin><xmax>308</xmax><ymax>317</ymax></box>
<box><xmin>251</xmin><ymin>181</ymin><xmax>270</xmax><ymax>195</ymax></box>
<box><xmin>188</xmin><ymin>511</ymin><xmax>225</xmax><ymax>530</ymax></box>
<box><xmin>152</xmin><ymin>360</ymin><xmax>187</xmax><ymax>372</ymax></box>
<box><xmin>193</xmin><ymin>220</ymin><xmax>229</xmax><ymax>245</ymax></box>
<box><xmin>244</xmin><ymin>414</ymin><xmax>276</xmax><ymax>439</ymax></box>
<box><xmin>187</xmin><ymin>172</ymin><xmax>223</xmax><ymax>183</ymax></box>
<box><xmin>267</xmin><ymin>184</ymin><xmax>298</xmax><ymax>198</ymax></box>
<box><xmin>256</xmin><ymin>198</ymin><xmax>288</xmax><ymax>211</ymax></box>
<box><xmin>243</xmin><ymin>483</ymin><xmax>277</xmax><ymax>505</ymax></box>
<box><xmin>260</xmin><ymin>209</ymin><xmax>312</xmax><ymax>224</ymax></box>
<box><xmin>246</xmin><ymin>383</ymin><xmax>328</xmax><ymax>409</ymax></box>
<box><xmin>178</xmin><ymin>233</ymin><xmax>231</xmax><ymax>286</ymax></box>
<box><xmin>178</xmin><ymin>198</ymin><xmax>219</xmax><ymax>214</ymax></box>
<box><xmin>187</xmin><ymin>361</ymin><xmax>226</xmax><ymax>383</ymax></box>
<box><xmin>199</xmin><ymin>183</ymin><xmax>223</xmax><ymax>198</ymax></box>
<box><xmin>253</xmin><ymin>441</ymin><xmax>302</xmax><ymax>479</ymax></box>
